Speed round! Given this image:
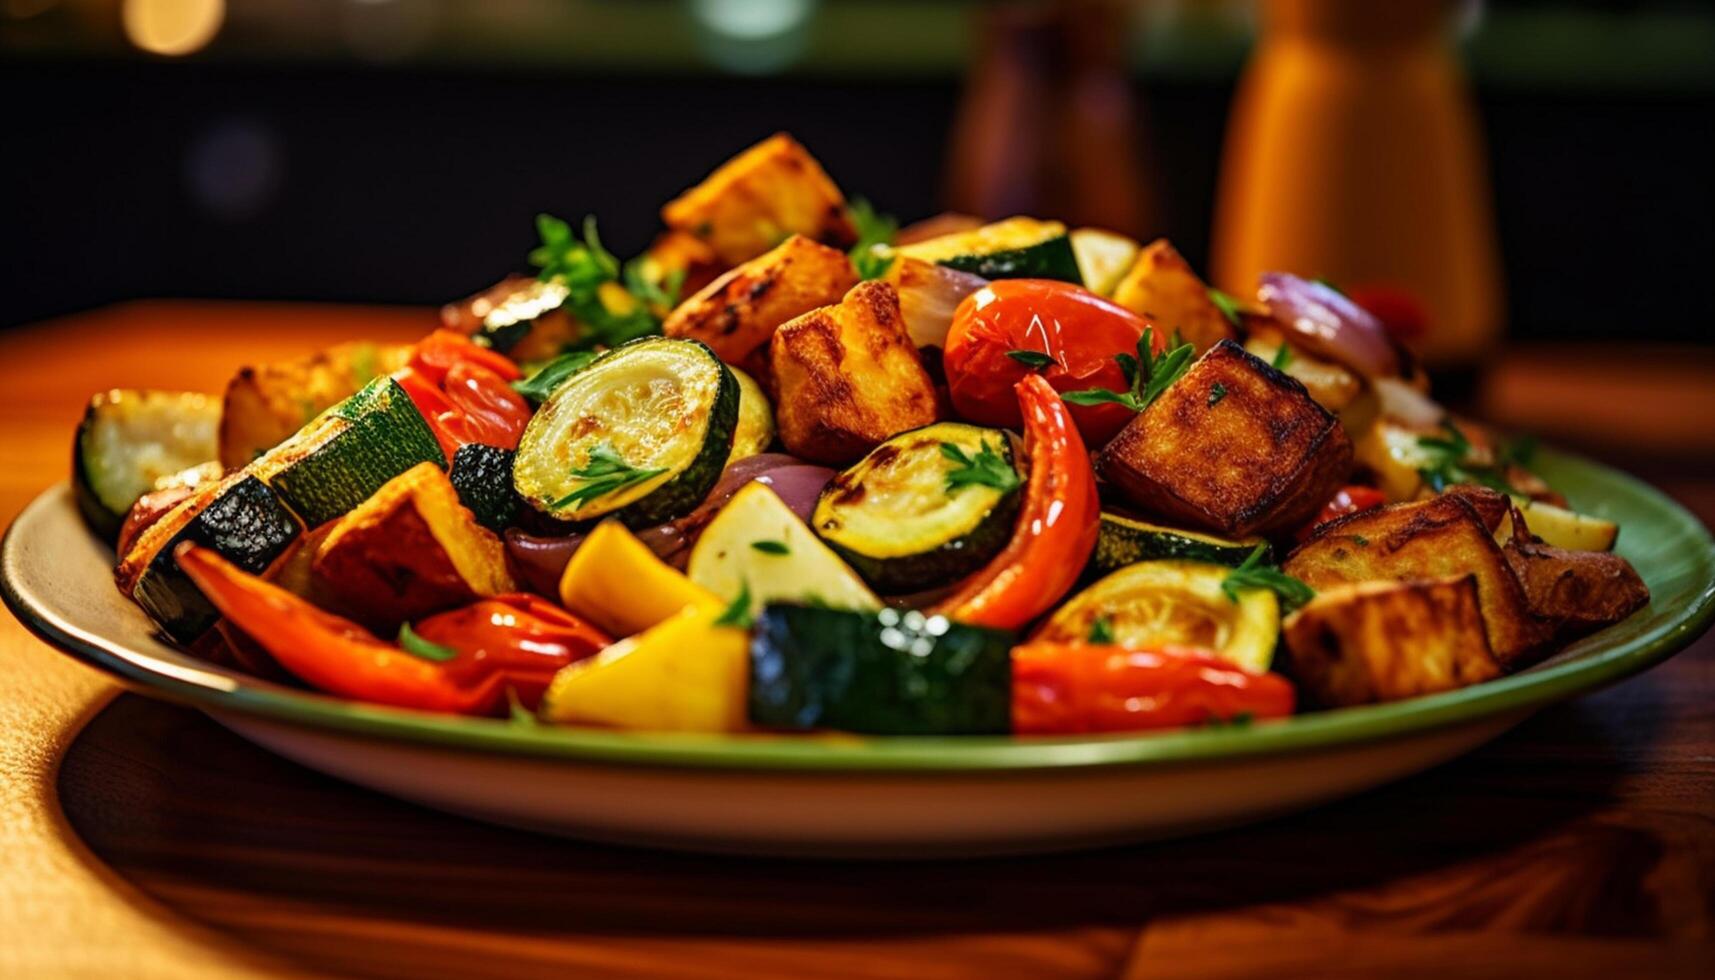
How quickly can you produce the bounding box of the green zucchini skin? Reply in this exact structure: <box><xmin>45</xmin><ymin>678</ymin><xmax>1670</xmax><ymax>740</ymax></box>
<box><xmin>72</xmin><ymin>390</ymin><xmax>219</xmax><ymax>542</ymax></box>
<box><xmin>939</xmin><ymin>235</ymin><xmax>1082</xmax><ymax>284</ymax></box>
<box><xmin>267</xmin><ymin>376</ymin><xmax>447</xmax><ymax>528</ymax></box>
<box><xmin>813</xmin><ymin>422</ymin><xmax>1020</xmax><ymax>594</ymax></box>
<box><xmin>749</xmin><ymin>604</ymin><xmax>1014</xmax><ymax>735</ymax></box>
<box><xmin>133</xmin><ymin>475</ymin><xmax>302</xmax><ymax>643</ymax></box>
<box><xmin>1088</xmin><ymin>512</ymin><xmax>1269</xmax><ymax>577</ymax></box>
<box><xmin>448</xmin><ymin>444</ymin><xmax>519</xmax><ymax>532</ymax></box>
<box><xmin>513</xmin><ymin>337</ymin><xmax>739</xmax><ymax>528</ymax></box>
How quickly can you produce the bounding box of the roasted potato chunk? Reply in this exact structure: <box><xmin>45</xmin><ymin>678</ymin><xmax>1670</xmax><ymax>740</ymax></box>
<box><xmin>219</xmin><ymin>341</ymin><xmax>410</xmax><ymax>469</ymax></box>
<box><xmin>310</xmin><ymin>463</ymin><xmax>514</xmax><ymax>630</ymax></box>
<box><xmin>661</xmin><ymin>133</ymin><xmax>857</xmax><ymax>266</ymax></box>
<box><xmin>1503</xmin><ymin>537</ymin><xmax>1649</xmax><ymax>642</ymax></box>
<box><xmin>1284</xmin><ymin>492</ymin><xmax>1552</xmax><ymax>668</ymax></box>
<box><xmin>1284</xmin><ymin>576</ymin><xmax>1502</xmax><ymax>706</ymax></box>
<box><xmin>1099</xmin><ymin>341</ymin><xmax>1353</xmax><ymax>538</ymax></box>
<box><xmin>1111</xmin><ymin>239</ymin><xmax>1238</xmax><ymax>353</ymax></box>
<box><xmin>770</xmin><ymin>281</ymin><xmax>940</xmax><ymax>465</ymax></box>
<box><xmin>663</xmin><ymin>235</ymin><xmax>858</xmax><ymax>365</ymax></box>
<box><xmin>1243</xmin><ymin>327</ymin><xmax>1363</xmax><ymax>415</ymax></box>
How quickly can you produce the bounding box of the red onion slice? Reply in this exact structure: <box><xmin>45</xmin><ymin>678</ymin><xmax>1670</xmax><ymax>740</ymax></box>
<box><xmin>1258</xmin><ymin>272</ymin><xmax>1401</xmax><ymax>379</ymax></box>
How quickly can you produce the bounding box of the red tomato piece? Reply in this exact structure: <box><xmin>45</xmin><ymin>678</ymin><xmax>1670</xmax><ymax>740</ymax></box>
<box><xmin>1012</xmin><ymin>643</ymin><xmax>1296</xmax><ymax>735</ymax></box>
<box><xmin>442</xmin><ymin>360</ymin><xmax>532</xmax><ymax>450</ymax></box>
<box><xmin>410</xmin><ymin>328</ymin><xmax>524</xmax><ymax>385</ymax></box>
<box><xmin>411</xmin><ymin>594</ymin><xmax>610</xmax><ymax>711</ymax></box>
<box><xmin>1299</xmin><ymin>484</ymin><xmax>1387</xmax><ymax>542</ymax></box>
<box><xmin>943</xmin><ymin>279</ymin><xmax>1158</xmax><ymax>446</ymax></box>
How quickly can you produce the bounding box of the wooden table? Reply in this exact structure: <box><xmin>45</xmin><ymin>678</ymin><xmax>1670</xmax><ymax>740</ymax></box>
<box><xmin>3</xmin><ymin>303</ymin><xmax>1712</xmax><ymax>979</ymax></box>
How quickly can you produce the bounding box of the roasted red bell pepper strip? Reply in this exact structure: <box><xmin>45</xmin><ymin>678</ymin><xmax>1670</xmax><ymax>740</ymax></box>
<box><xmin>410</xmin><ymin>328</ymin><xmax>523</xmax><ymax>384</ymax></box>
<box><xmin>1012</xmin><ymin>642</ymin><xmax>1296</xmax><ymax>735</ymax></box>
<box><xmin>440</xmin><ymin>359</ymin><xmax>532</xmax><ymax>448</ymax></box>
<box><xmin>1298</xmin><ymin>484</ymin><xmax>1388</xmax><ymax>542</ymax></box>
<box><xmin>930</xmin><ymin>372</ymin><xmax>1100</xmax><ymax>629</ymax></box>
<box><xmin>176</xmin><ymin>544</ymin><xmax>608</xmax><ymax>715</ymax></box>
<box><xmin>394</xmin><ymin>366</ymin><xmax>474</xmax><ymax>461</ymax></box>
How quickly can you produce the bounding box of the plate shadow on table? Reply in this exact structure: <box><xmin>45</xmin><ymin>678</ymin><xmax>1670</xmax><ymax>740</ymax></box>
<box><xmin>53</xmin><ymin>680</ymin><xmax>1675</xmax><ymax>963</ymax></box>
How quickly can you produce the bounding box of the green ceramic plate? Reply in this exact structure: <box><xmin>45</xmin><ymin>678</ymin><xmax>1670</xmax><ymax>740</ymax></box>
<box><xmin>4</xmin><ymin>449</ymin><xmax>1713</xmax><ymax>774</ymax></box>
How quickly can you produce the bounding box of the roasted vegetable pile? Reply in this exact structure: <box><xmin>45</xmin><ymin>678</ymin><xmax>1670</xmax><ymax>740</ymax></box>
<box><xmin>83</xmin><ymin>133</ymin><xmax>1650</xmax><ymax>737</ymax></box>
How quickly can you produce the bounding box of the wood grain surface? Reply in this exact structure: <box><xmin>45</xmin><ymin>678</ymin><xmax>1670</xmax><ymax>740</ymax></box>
<box><xmin>2</xmin><ymin>302</ymin><xmax>1713</xmax><ymax>979</ymax></box>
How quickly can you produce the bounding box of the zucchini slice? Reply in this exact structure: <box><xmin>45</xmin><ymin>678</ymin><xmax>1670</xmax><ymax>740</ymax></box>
<box><xmin>1090</xmin><ymin>512</ymin><xmax>1267</xmax><ymax>576</ymax></box>
<box><xmin>74</xmin><ymin>389</ymin><xmax>219</xmax><ymax>541</ymax></box>
<box><xmin>1034</xmin><ymin>560</ymin><xmax>1280</xmax><ymax>673</ymax></box>
<box><xmin>896</xmin><ymin>217</ymin><xmax>1083</xmax><ymax>284</ymax></box>
<box><xmin>131</xmin><ymin>475</ymin><xmax>302</xmax><ymax>643</ymax></box>
<box><xmin>476</xmin><ymin>277</ymin><xmax>570</xmax><ymax>353</ymax></box>
<box><xmin>448</xmin><ymin>444</ymin><xmax>519</xmax><ymax>532</ymax></box>
<box><xmin>1070</xmin><ymin>228</ymin><xmax>1140</xmax><ymax>297</ymax></box>
<box><xmin>261</xmin><ymin>376</ymin><xmax>447</xmax><ymax>529</ymax></box>
<box><xmin>812</xmin><ymin>422</ymin><xmax>1021</xmax><ymax>593</ymax></box>
<box><xmin>726</xmin><ymin>365</ymin><xmax>776</xmax><ymax>466</ymax></box>
<box><xmin>1516</xmin><ymin>499</ymin><xmax>1618</xmax><ymax>552</ymax></box>
<box><xmin>689</xmin><ymin>482</ymin><xmax>880</xmax><ymax>618</ymax></box>
<box><xmin>513</xmin><ymin>337</ymin><xmax>739</xmax><ymax>526</ymax></box>
<box><xmin>750</xmin><ymin>604</ymin><xmax>1014</xmax><ymax>735</ymax></box>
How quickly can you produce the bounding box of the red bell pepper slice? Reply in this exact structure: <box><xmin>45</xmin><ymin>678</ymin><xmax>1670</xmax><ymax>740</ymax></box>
<box><xmin>930</xmin><ymin>372</ymin><xmax>1101</xmax><ymax>629</ymax></box>
<box><xmin>176</xmin><ymin>544</ymin><xmax>608</xmax><ymax>715</ymax></box>
<box><xmin>1012</xmin><ymin>642</ymin><xmax>1296</xmax><ymax>735</ymax></box>
<box><xmin>410</xmin><ymin>328</ymin><xmax>523</xmax><ymax>385</ymax></box>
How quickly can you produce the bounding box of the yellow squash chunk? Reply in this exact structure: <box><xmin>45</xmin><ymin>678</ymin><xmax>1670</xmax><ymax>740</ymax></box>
<box><xmin>1517</xmin><ymin>500</ymin><xmax>1619</xmax><ymax>552</ymax></box>
<box><xmin>663</xmin><ymin>234</ymin><xmax>857</xmax><ymax>365</ymax></box>
<box><xmin>310</xmin><ymin>463</ymin><xmax>513</xmax><ymax>630</ymax></box>
<box><xmin>218</xmin><ymin>340</ymin><xmax>411</xmax><ymax>468</ymax></box>
<box><xmin>1110</xmin><ymin>239</ymin><xmax>1238</xmax><ymax>353</ymax></box>
<box><xmin>539</xmin><ymin>605</ymin><xmax>749</xmax><ymax>733</ymax></box>
<box><xmin>1243</xmin><ymin>328</ymin><xmax>1363</xmax><ymax>415</ymax></box>
<box><xmin>689</xmin><ymin>482</ymin><xmax>880</xmax><ymax>619</ymax></box>
<box><xmin>1069</xmin><ymin>227</ymin><xmax>1141</xmax><ymax>297</ymax></box>
<box><xmin>660</xmin><ymin>132</ymin><xmax>857</xmax><ymax>266</ymax></box>
<box><xmin>559</xmin><ymin>521</ymin><xmax>721</xmax><ymax>638</ymax></box>
<box><xmin>1283</xmin><ymin>576</ymin><xmax>1503</xmax><ymax>707</ymax></box>
<box><xmin>770</xmin><ymin>281</ymin><xmax>940</xmax><ymax>465</ymax></box>
<box><xmin>1099</xmin><ymin>340</ymin><xmax>1353</xmax><ymax>538</ymax></box>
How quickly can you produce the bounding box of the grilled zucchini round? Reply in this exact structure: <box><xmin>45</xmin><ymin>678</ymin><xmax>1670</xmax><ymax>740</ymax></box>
<box><xmin>1089</xmin><ymin>512</ymin><xmax>1268</xmax><ymax>576</ymax></box>
<box><xmin>74</xmin><ymin>389</ymin><xmax>220</xmax><ymax>541</ymax></box>
<box><xmin>812</xmin><ymin>421</ymin><xmax>1021</xmax><ymax>593</ymax></box>
<box><xmin>513</xmin><ymin>336</ymin><xmax>738</xmax><ymax>526</ymax></box>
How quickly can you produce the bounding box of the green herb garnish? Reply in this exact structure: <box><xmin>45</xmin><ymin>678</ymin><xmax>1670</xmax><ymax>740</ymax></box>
<box><xmin>1200</xmin><ymin>711</ymin><xmax>1255</xmax><ymax>730</ymax></box>
<box><xmin>529</xmin><ymin>213</ymin><xmax>673</xmax><ymax>350</ymax></box>
<box><xmin>847</xmin><ymin>198</ymin><xmax>897</xmax><ymax>281</ymax></box>
<box><xmin>397</xmin><ymin>621</ymin><xmax>459</xmax><ymax>662</ymax></box>
<box><xmin>714</xmin><ymin>581</ymin><xmax>753</xmax><ymax>629</ymax></box>
<box><xmin>941</xmin><ymin>439</ymin><xmax>1021</xmax><ymax>493</ymax></box>
<box><xmin>750</xmin><ymin>540</ymin><xmax>791</xmax><ymax>555</ymax></box>
<box><xmin>1208</xmin><ymin>288</ymin><xmax>1244</xmax><ymax>328</ymax></box>
<box><xmin>1415</xmin><ymin>421</ymin><xmax>1518</xmax><ymax>494</ymax></box>
<box><xmin>1271</xmin><ymin>344</ymin><xmax>1293</xmax><ymax>370</ymax></box>
<box><xmin>506</xmin><ymin>688</ymin><xmax>538</xmax><ymax>726</ymax></box>
<box><xmin>1087</xmin><ymin>616</ymin><xmax>1115</xmax><ymax>644</ymax></box>
<box><xmin>1207</xmin><ymin>381</ymin><xmax>1228</xmax><ymax>407</ymax></box>
<box><xmin>1220</xmin><ymin>543</ymin><xmax>1315</xmax><ymax>612</ymax></box>
<box><xmin>550</xmin><ymin>443</ymin><xmax>667</xmax><ymax>510</ymax></box>
<box><xmin>1061</xmin><ymin>326</ymin><xmax>1195</xmax><ymax>413</ymax></box>
<box><xmin>511</xmin><ymin>350</ymin><xmax>601</xmax><ymax>404</ymax></box>
<box><xmin>1351</xmin><ymin>534</ymin><xmax>1370</xmax><ymax>547</ymax></box>
<box><xmin>1006</xmin><ymin>349</ymin><xmax>1059</xmax><ymax>371</ymax></box>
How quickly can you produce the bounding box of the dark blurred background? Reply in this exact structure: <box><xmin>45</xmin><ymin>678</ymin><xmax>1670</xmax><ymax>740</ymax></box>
<box><xmin>3</xmin><ymin>0</ymin><xmax>1712</xmax><ymax>350</ymax></box>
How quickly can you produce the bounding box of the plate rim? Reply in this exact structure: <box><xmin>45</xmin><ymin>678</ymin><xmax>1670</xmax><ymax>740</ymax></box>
<box><xmin>6</xmin><ymin>449</ymin><xmax>1713</xmax><ymax>775</ymax></box>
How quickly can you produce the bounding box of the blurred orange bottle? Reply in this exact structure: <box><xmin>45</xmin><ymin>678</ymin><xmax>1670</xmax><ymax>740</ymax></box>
<box><xmin>1211</xmin><ymin>0</ymin><xmax>1502</xmax><ymax>367</ymax></box>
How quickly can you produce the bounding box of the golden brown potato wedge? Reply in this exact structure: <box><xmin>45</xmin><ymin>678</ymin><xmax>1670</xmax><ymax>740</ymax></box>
<box><xmin>661</xmin><ymin>133</ymin><xmax>857</xmax><ymax>266</ymax></box>
<box><xmin>662</xmin><ymin>235</ymin><xmax>858</xmax><ymax>365</ymax></box>
<box><xmin>1284</xmin><ymin>492</ymin><xmax>1552</xmax><ymax>668</ymax></box>
<box><xmin>219</xmin><ymin>341</ymin><xmax>410</xmax><ymax>469</ymax></box>
<box><xmin>310</xmin><ymin>463</ymin><xmax>514</xmax><ymax>630</ymax></box>
<box><xmin>1502</xmin><ymin>537</ymin><xmax>1649</xmax><ymax>642</ymax></box>
<box><xmin>770</xmin><ymin>281</ymin><xmax>940</xmax><ymax>465</ymax></box>
<box><xmin>1099</xmin><ymin>341</ymin><xmax>1353</xmax><ymax>538</ymax></box>
<box><xmin>1283</xmin><ymin>576</ymin><xmax>1503</xmax><ymax>707</ymax></box>
<box><xmin>1110</xmin><ymin>239</ymin><xmax>1238</xmax><ymax>353</ymax></box>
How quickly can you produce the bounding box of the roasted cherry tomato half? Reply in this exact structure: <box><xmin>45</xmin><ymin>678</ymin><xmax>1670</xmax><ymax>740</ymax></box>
<box><xmin>1012</xmin><ymin>642</ymin><xmax>1295</xmax><ymax>735</ymax></box>
<box><xmin>441</xmin><ymin>360</ymin><xmax>531</xmax><ymax>450</ymax></box>
<box><xmin>1299</xmin><ymin>484</ymin><xmax>1388</xmax><ymax>542</ymax></box>
<box><xmin>943</xmin><ymin>279</ymin><xmax>1158</xmax><ymax>446</ymax></box>
<box><xmin>410</xmin><ymin>328</ymin><xmax>523</xmax><ymax>385</ymax></box>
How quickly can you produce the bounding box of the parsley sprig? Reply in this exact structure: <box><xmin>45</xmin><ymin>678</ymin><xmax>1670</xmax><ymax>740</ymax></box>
<box><xmin>529</xmin><ymin>213</ymin><xmax>683</xmax><ymax>350</ymax></box>
<box><xmin>511</xmin><ymin>350</ymin><xmax>600</xmax><ymax>404</ymax></box>
<box><xmin>1415</xmin><ymin>421</ymin><xmax>1521</xmax><ymax>495</ymax></box>
<box><xmin>714</xmin><ymin>581</ymin><xmax>753</xmax><ymax>629</ymax></box>
<box><xmin>847</xmin><ymin>198</ymin><xmax>897</xmax><ymax>281</ymax></box>
<box><xmin>1061</xmin><ymin>326</ymin><xmax>1195</xmax><ymax>413</ymax></box>
<box><xmin>397</xmin><ymin>621</ymin><xmax>459</xmax><ymax>662</ymax></box>
<box><xmin>1221</xmin><ymin>544</ymin><xmax>1315</xmax><ymax>612</ymax></box>
<box><xmin>1087</xmin><ymin>616</ymin><xmax>1115</xmax><ymax>644</ymax></box>
<box><xmin>1006</xmin><ymin>349</ymin><xmax>1059</xmax><ymax>371</ymax></box>
<box><xmin>1208</xmin><ymin>287</ymin><xmax>1245</xmax><ymax>329</ymax></box>
<box><xmin>941</xmin><ymin>439</ymin><xmax>1021</xmax><ymax>494</ymax></box>
<box><xmin>550</xmin><ymin>443</ymin><xmax>667</xmax><ymax>511</ymax></box>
